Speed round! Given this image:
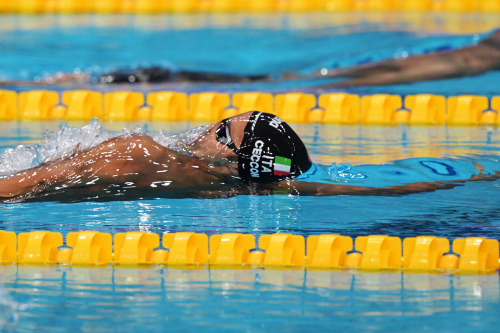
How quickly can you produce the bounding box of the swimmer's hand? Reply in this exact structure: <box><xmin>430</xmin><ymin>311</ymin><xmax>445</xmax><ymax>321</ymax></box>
<box><xmin>38</xmin><ymin>72</ymin><xmax>91</xmax><ymax>84</ymax></box>
<box><xmin>0</xmin><ymin>72</ymin><xmax>91</xmax><ymax>87</ymax></box>
<box><xmin>300</xmin><ymin>31</ymin><xmax>500</xmax><ymax>87</ymax></box>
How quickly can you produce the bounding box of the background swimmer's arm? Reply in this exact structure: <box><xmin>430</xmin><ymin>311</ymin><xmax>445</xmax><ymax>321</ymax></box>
<box><xmin>305</xmin><ymin>31</ymin><xmax>500</xmax><ymax>87</ymax></box>
<box><xmin>0</xmin><ymin>73</ymin><xmax>91</xmax><ymax>87</ymax></box>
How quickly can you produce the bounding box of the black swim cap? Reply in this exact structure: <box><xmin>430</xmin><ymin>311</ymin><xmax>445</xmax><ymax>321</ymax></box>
<box><xmin>237</xmin><ymin>111</ymin><xmax>312</xmax><ymax>184</ymax></box>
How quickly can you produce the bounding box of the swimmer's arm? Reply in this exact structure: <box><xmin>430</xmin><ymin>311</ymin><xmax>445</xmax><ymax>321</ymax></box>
<box><xmin>0</xmin><ymin>136</ymin><xmax>223</xmax><ymax>201</ymax></box>
<box><xmin>266</xmin><ymin>170</ymin><xmax>500</xmax><ymax>196</ymax></box>
<box><xmin>0</xmin><ymin>73</ymin><xmax>91</xmax><ymax>87</ymax></box>
<box><xmin>0</xmin><ymin>156</ymin><xmax>80</xmax><ymax>199</ymax></box>
<box><xmin>263</xmin><ymin>181</ymin><xmax>456</xmax><ymax>196</ymax></box>
<box><xmin>300</xmin><ymin>31</ymin><xmax>500</xmax><ymax>87</ymax></box>
<box><xmin>0</xmin><ymin>146</ymin><xmax>120</xmax><ymax>199</ymax></box>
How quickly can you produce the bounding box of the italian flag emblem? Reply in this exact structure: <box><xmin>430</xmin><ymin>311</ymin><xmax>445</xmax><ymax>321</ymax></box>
<box><xmin>274</xmin><ymin>156</ymin><xmax>291</xmax><ymax>176</ymax></box>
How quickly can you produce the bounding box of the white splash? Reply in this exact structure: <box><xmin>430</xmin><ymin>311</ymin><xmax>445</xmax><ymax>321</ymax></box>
<box><xmin>0</xmin><ymin>119</ymin><xmax>113</xmax><ymax>176</ymax></box>
<box><xmin>0</xmin><ymin>145</ymin><xmax>39</xmax><ymax>176</ymax></box>
<box><xmin>152</xmin><ymin>124</ymin><xmax>210</xmax><ymax>151</ymax></box>
<box><xmin>328</xmin><ymin>163</ymin><xmax>366</xmax><ymax>181</ymax></box>
<box><xmin>0</xmin><ymin>119</ymin><xmax>205</xmax><ymax>176</ymax></box>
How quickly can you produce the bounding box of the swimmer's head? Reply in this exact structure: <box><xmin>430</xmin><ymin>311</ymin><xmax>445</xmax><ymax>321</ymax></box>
<box><xmin>187</xmin><ymin>111</ymin><xmax>312</xmax><ymax>184</ymax></box>
<box><xmin>212</xmin><ymin>111</ymin><xmax>312</xmax><ymax>183</ymax></box>
<box><xmin>234</xmin><ymin>112</ymin><xmax>312</xmax><ymax>183</ymax></box>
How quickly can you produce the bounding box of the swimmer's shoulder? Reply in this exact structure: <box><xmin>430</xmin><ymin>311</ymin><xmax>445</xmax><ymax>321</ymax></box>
<box><xmin>98</xmin><ymin>135</ymin><xmax>171</xmax><ymax>155</ymax></box>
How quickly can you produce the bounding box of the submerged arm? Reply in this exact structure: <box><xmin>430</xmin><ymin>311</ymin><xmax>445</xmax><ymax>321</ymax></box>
<box><xmin>264</xmin><ymin>169</ymin><xmax>500</xmax><ymax>196</ymax></box>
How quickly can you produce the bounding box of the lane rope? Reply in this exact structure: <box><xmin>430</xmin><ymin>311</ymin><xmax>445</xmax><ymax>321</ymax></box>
<box><xmin>1</xmin><ymin>230</ymin><xmax>499</xmax><ymax>273</ymax></box>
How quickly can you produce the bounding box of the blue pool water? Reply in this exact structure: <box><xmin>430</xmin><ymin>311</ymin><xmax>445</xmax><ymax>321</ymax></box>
<box><xmin>0</xmin><ymin>13</ymin><xmax>500</xmax><ymax>96</ymax></box>
<box><xmin>1</xmin><ymin>13</ymin><xmax>500</xmax><ymax>333</ymax></box>
<box><xmin>1</xmin><ymin>266</ymin><xmax>500</xmax><ymax>332</ymax></box>
<box><xmin>1</xmin><ymin>121</ymin><xmax>499</xmax><ymax>237</ymax></box>
<box><xmin>1</xmin><ymin>121</ymin><xmax>499</xmax><ymax>332</ymax></box>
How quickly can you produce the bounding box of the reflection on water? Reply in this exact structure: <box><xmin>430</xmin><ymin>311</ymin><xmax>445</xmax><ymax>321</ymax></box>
<box><xmin>0</xmin><ymin>280</ymin><xmax>20</xmax><ymax>332</ymax></box>
<box><xmin>301</xmin><ymin>124</ymin><xmax>499</xmax><ymax>165</ymax></box>
<box><xmin>1</xmin><ymin>265</ymin><xmax>499</xmax><ymax>332</ymax></box>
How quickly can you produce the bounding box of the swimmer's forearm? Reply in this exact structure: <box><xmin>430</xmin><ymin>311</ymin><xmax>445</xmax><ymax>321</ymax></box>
<box><xmin>0</xmin><ymin>169</ymin><xmax>49</xmax><ymax>198</ymax></box>
<box><xmin>266</xmin><ymin>181</ymin><xmax>455</xmax><ymax>197</ymax></box>
<box><xmin>323</xmin><ymin>51</ymin><xmax>479</xmax><ymax>87</ymax></box>
<box><xmin>0</xmin><ymin>159</ymin><xmax>77</xmax><ymax>199</ymax></box>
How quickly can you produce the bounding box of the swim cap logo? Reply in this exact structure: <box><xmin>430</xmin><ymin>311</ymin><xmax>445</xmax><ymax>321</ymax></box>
<box><xmin>273</xmin><ymin>156</ymin><xmax>291</xmax><ymax>176</ymax></box>
<box><xmin>250</xmin><ymin>140</ymin><xmax>273</xmax><ymax>178</ymax></box>
<box><xmin>269</xmin><ymin>116</ymin><xmax>283</xmax><ymax>129</ymax></box>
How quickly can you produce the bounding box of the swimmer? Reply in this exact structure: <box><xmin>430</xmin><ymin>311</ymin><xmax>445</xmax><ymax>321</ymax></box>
<box><xmin>48</xmin><ymin>67</ymin><xmax>269</xmax><ymax>85</ymax></box>
<box><xmin>2</xmin><ymin>31</ymin><xmax>498</xmax><ymax>87</ymax></box>
<box><xmin>0</xmin><ymin>111</ymin><xmax>498</xmax><ymax>203</ymax></box>
<box><xmin>1</xmin><ymin>67</ymin><xmax>270</xmax><ymax>86</ymax></box>
<box><xmin>0</xmin><ymin>111</ymin><xmax>309</xmax><ymax>202</ymax></box>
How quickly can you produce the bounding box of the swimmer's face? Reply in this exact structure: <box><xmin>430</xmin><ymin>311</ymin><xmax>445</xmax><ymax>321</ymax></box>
<box><xmin>185</xmin><ymin>112</ymin><xmax>253</xmax><ymax>175</ymax></box>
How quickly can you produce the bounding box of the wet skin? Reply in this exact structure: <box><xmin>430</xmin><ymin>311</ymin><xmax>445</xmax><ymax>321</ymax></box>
<box><xmin>0</xmin><ymin>112</ymin><xmax>250</xmax><ymax>202</ymax></box>
<box><xmin>299</xmin><ymin>31</ymin><xmax>500</xmax><ymax>87</ymax></box>
<box><xmin>0</xmin><ymin>111</ymin><xmax>499</xmax><ymax>202</ymax></box>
